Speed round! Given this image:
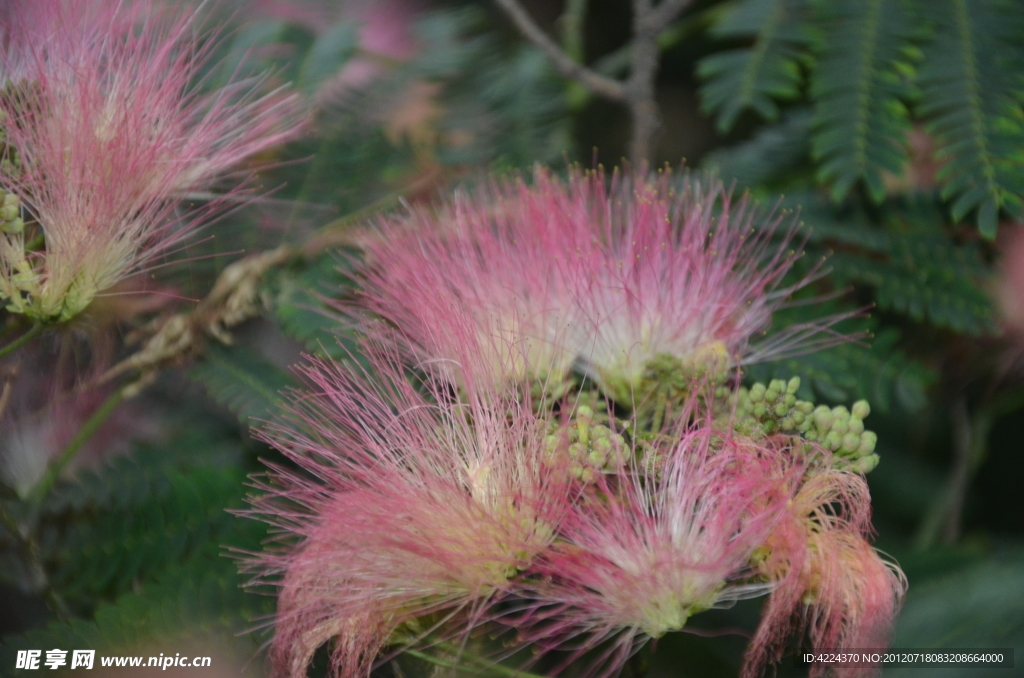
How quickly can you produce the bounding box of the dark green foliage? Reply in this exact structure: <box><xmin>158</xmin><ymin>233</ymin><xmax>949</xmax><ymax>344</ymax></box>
<box><xmin>810</xmin><ymin>0</ymin><xmax>916</xmax><ymax>202</ymax></box>
<box><xmin>190</xmin><ymin>345</ymin><xmax>298</xmax><ymax>424</ymax></box>
<box><xmin>748</xmin><ymin>326</ymin><xmax>933</xmax><ymax>413</ymax></box>
<box><xmin>915</xmin><ymin>0</ymin><xmax>1024</xmax><ymax>237</ymax></box>
<box><xmin>0</xmin><ymin>554</ymin><xmax>269</xmax><ymax>674</ymax></box>
<box><xmin>889</xmin><ymin>547</ymin><xmax>1024</xmax><ymax>674</ymax></box>
<box><xmin>46</xmin><ymin>464</ymin><xmax>250</xmax><ymax>603</ymax></box>
<box><xmin>269</xmin><ymin>252</ymin><xmax>357</xmax><ymax>359</ymax></box>
<box><xmin>805</xmin><ymin>201</ymin><xmax>997</xmax><ymax>335</ymax></box>
<box><xmin>700</xmin><ymin>0</ymin><xmax>1024</xmax><ymax>233</ymax></box>
<box><xmin>702</xmin><ymin>109</ymin><xmax>812</xmax><ymax>191</ymax></box>
<box><xmin>698</xmin><ymin>0</ymin><xmax>811</xmax><ymax>133</ymax></box>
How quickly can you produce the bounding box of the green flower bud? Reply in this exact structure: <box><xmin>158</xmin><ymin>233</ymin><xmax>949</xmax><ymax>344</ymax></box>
<box><xmin>831</xmin><ymin>406</ymin><xmax>850</xmax><ymax>421</ymax></box>
<box><xmin>764</xmin><ymin>387</ymin><xmax>779</xmax><ymax>403</ymax></box>
<box><xmin>761</xmin><ymin>420</ymin><xmax>777</xmax><ymax>435</ymax></box>
<box><xmin>825</xmin><ymin>431</ymin><xmax>843</xmax><ymax>451</ymax></box>
<box><xmin>750</xmin><ymin>383</ymin><xmax>766</xmax><ymax>402</ymax></box>
<box><xmin>753</xmin><ymin>403</ymin><xmax>767</xmax><ymax>418</ymax></box>
<box><xmin>857</xmin><ymin>431</ymin><xmax>877</xmax><ymax>457</ymax></box>
<box><xmin>588</xmin><ymin>449</ymin><xmax>607</xmax><ymax>466</ymax></box>
<box><xmin>0</xmin><ymin>205</ymin><xmax>17</xmax><ymax>221</ymax></box>
<box><xmin>832</xmin><ymin>421</ymin><xmax>849</xmax><ymax>436</ymax></box>
<box><xmin>796</xmin><ymin>418</ymin><xmax>813</xmax><ymax>433</ymax></box>
<box><xmin>1</xmin><ymin>217</ymin><xmax>23</xmax><ymax>234</ymax></box>
<box><xmin>769</xmin><ymin>379</ymin><xmax>787</xmax><ymax>393</ymax></box>
<box><xmin>3</xmin><ymin>193</ymin><xmax>18</xmax><ymax>207</ymax></box>
<box><xmin>852</xmin><ymin>400</ymin><xmax>871</xmax><ymax>420</ymax></box>
<box><xmin>856</xmin><ymin>454</ymin><xmax>880</xmax><ymax>474</ymax></box>
<box><xmin>840</xmin><ymin>433</ymin><xmax>860</xmax><ymax>454</ymax></box>
<box><xmin>780</xmin><ymin>416</ymin><xmax>795</xmax><ymax>430</ymax></box>
<box><xmin>804</xmin><ymin>430</ymin><xmax>818</xmax><ymax>442</ymax></box>
<box><xmin>568</xmin><ymin>442</ymin><xmax>586</xmax><ymax>460</ymax></box>
<box><xmin>796</xmin><ymin>401</ymin><xmax>815</xmax><ymax>414</ymax></box>
<box><xmin>791</xmin><ymin>411</ymin><xmax>805</xmax><ymax>426</ymax></box>
<box><xmin>787</xmin><ymin>376</ymin><xmax>801</xmax><ymax>394</ymax></box>
<box><xmin>848</xmin><ymin>418</ymin><xmax>864</xmax><ymax>435</ymax></box>
<box><xmin>774</xmin><ymin>402</ymin><xmax>790</xmax><ymax>417</ymax></box>
<box><xmin>813</xmin><ymin>405</ymin><xmax>833</xmax><ymax>431</ymax></box>
<box><xmin>783</xmin><ymin>394</ymin><xmax>797</xmax><ymax>408</ymax></box>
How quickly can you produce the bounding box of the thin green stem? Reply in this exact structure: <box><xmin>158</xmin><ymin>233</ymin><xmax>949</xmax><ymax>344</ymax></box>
<box><xmin>28</xmin><ymin>386</ymin><xmax>128</xmax><ymax>505</ymax></box>
<box><xmin>403</xmin><ymin>642</ymin><xmax>547</xmax><ymax>678</ymax></box>
<box><xmin>24</xmin><ymin>232</ymin><xmax>44</xmax><ymax>251</ymax></box>
<box><xmin>0</xmin><ymin>322</ymin><xmax>43</xmax><ymax>360</ymax></box>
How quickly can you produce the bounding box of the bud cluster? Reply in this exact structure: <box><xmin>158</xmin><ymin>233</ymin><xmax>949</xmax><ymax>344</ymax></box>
<box><xmin>546</xmin><ymin>404</ymin><xmax>626</xmax><ymax>482</ymax></box>
<box><xmin>0</xmin><ymin>191</ymin><xmax>23</xmax><ymax>235</ymax></box>
<box><xmin>731</xmin><ymin>377</ymin><xmax>879</xmax><ymax>473</ymax></box>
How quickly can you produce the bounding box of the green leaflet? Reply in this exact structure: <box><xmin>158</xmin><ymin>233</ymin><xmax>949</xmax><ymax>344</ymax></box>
<box><xmin>915</xmin><ymin>0</ymin><xmax>1024</xmax><ymax>237</ymax></box>
<box><xmin>810</xmin><ymin>0</ymin><xmax>917</xmax><ymax>202</ymax></box>
<box><xmin>698</xmin><ymin>0</ymin><xmax>812</xmax><ymax>133</ymax></box>
<box><xmin>190</xmin><ymin>345</ymin><xmax>298</xmax><ymax>425</ymax></box>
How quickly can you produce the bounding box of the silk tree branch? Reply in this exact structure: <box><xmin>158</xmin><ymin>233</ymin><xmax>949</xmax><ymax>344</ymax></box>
<box><xmin>494</xmin><ymin>0</ymin><xmax>695</xmax><ymax>165</ymax></box>
<box><xmin>492</xmin><ymin>0</ymin><xmax>625</xmax><ymax>102</ymax></box>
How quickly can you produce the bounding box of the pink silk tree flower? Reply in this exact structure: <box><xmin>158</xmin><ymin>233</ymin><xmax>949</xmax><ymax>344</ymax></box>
<box><xmin>247</xmin><ymin>344</ymin><xmax>572</xmax><ymax>678</ymax></box>
<box><xmin>357</xmin><ymin>167</ymin><xmax>838</xmax><ymax>401</ymax></box>
<box><xmin>0</xmin><ymin>1</ymin><xmax>301</xmax><ymax>322</ymax></box>
<box><xmin>357</xmin><ymin>171</ymin><xmax>589</xmax><ymax>386</ymax></box>
<box><xmin>565</xmin><ymin>170</ymin><xmax>838</xmax><ymax>405</ymax></box>
<box><xmin>504</xmin><ymin>420</ymin><xmax>795</xmax><ymax>677</ymax></box>
<box><xmin>742</xmin><ymin>459</ymin><xmax>907</xmax><ymax>678</ymax></box>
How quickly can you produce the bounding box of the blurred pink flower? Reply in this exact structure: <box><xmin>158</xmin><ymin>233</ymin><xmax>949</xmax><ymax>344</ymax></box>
<box><xmin>0</xmin><ymin>0</ymin><xmax>302</xmax><ymax>322</ymax></box>
<box><xmin>248</xmin><ymin>344</ymin><xmax>572</xmax><ymax>678</ymax></box>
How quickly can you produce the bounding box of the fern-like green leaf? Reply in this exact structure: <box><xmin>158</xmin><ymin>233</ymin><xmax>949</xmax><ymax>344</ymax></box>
<box><xmin>698</xmin><ymin>0</ymin><xmax>812</xmax><ymax>133</ymax></box>
<box><xmin>269</xmin><ymin>252</ymin><xmax>359</xmax><ymax>360</ymax></box>
<box><xmin>916</xmin><ymin>0</ymin><xmax>1024</xmax><ymax>237</ymax></box>
<box><xmin>47</xmin><ymin>465</ymin><xmax>251</xmax><ymax>604</ymax></box>
<box><xmin>189</xmin><ymin>345</ymin><xmax>297</xmax><ymax>425</ymax></box>
<box><xmin>702</xmin><ymin>108</ymin><xmax>813</xmax><ymax>190</ymax></box>
<box><xmin>748</xmin><ymin>328</ymin><xmax>933</xmax><ymax>413</ymax></box>
<box><xmin>0</xmin><ymin>555</ymin><xmax>270</xmax><ymax>673</ymax></box>
<box><xmin>810</xmin><ymin>0</ymin><xmax>917</xmax><ymax>202</ymax></box>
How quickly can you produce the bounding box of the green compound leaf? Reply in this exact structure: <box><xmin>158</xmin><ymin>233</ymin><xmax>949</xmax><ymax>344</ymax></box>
<box><xmin>698</xmin><ymin>0</ymin><xmax>813</xmax><ymax>133</ymax></box>
<box><xmin>190</xmin><ymin>344</ymin><xmax>298</xmax><ymax>425</ymax></box>
<box><xmin>887</xmin><ymin>547</ymin><xmax>1024</xmax><ymax>677</ymax></box>
<box><xmin>747</xmin><ymin>326</ymin><xmax>933</xmax><ymax>413</ymax></box>
<box><xmin>269</xmin><ymin>252</ymin><xmax>357</xmax><ymax>360</ymax></box>
<box><xmin>0</xmin><ymin>554</ymin><xmax>270</xmax><ymax>672</ymax></box>
<box><xmin>810</xmin><ymin>0</ymin><xmax>918</xmax><ymax>203</ymax></box>
<box><xmin>791</xmin><ymin>195</ymin><xmax>997</xmax><ymax>336</ymax></box>
<box><xmin>916</xmin><ymin>0</ymin><xmax>1024</xmax><ymax>237</ymax></box>
<box><xmin>702</xmin><ymin>108</ymin><xmax>813</xmax><ymax>191</ymax></box>
<box><xmin>46</xmin><ymin>464</ymin><xmax>252</xmax><ymax>605</ymax></box>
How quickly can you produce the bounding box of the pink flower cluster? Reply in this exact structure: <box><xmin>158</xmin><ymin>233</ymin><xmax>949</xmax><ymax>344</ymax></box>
<box><xmin>252</xmin><ymin>168</ymin><xmax>905</xmax><ymax>678</ymax></box>
<box><xmin>0</xmin><ymin>0</ymin><xmax>302</xmax><ymax>321</ymax></box>
<box><xmin>358</xmin><ymin>168</ymin><xmax>840</xmax><ymax>401</ymax></box>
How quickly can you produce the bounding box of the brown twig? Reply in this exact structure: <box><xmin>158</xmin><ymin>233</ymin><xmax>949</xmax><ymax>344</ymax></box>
<box><xmin>494</xmin><ymin>0</ymin><xmax>695</xmax><ymax>165</ymax></box>
<box><xmin>492</xmin><ymin>0</ymin><xmax>625</xmax><ymax>102</ymax></box>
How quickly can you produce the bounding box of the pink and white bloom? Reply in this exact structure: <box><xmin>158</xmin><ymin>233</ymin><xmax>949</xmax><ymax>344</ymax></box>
<box><xmin>743</xmin><ymin>459</ymin><xmax>907</xmax><ymax>678</ymax></box>
<box><xmin>0</xmin><ymin>1</ymin><xmax>301</xmax><ymax>321</ymax></box>
<box><xmin>358</xmin><ymin>171</ymin><xmax>588</xmax><ymax>385</ymax></box>
<box><xmin>248</xmin><ymin>344</ymin><xmax>572</xmax><ymax>678</ymax></box>
<box><xmin>358</xmin><ymin>168</ymin><xmax>838</xmax><ymax>401</ymax></box>
<box><xmin>505</xmin><ymin>419</ymin><xmax>795</xmax><ymax>676</ymax></box>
